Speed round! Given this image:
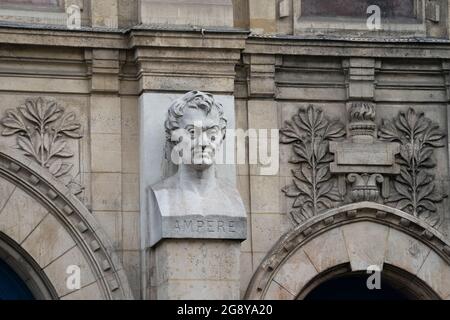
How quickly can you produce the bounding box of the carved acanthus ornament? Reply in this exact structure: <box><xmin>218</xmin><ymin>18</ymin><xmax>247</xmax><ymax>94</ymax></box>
<box><xmin>1</xmin><ymin>97</ymin><xmax>84</xmax><ymax>195</ymax></box>
<box><xmin>281</xmin><ymin>102</ymin><xmax>446</xmax><ymax>228</ymax></box>
<box><xmin>378</xmin><ymin>108</ymin><xmax>447</xmax><ymax>227</ymax></box>
<box><xmin>280</xmin><ymin>105</ymin><xmax>346</xmax><ymax>224</ymax></box>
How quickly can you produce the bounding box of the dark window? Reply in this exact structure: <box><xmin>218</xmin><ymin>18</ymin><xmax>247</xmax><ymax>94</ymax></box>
<box><xmin>0</xmin><ymin>259</ymin><xmax>35</xmax><ymax>300</ymax></box>
<box><xmin>301</xmin><ymin>0</ymin><xmax>415</xmax><ymax>19</ymax></box>
<box><xmin>304</xmin><ymin>274</ymin><xmax>409</xmax><ymax>300</ymax></box>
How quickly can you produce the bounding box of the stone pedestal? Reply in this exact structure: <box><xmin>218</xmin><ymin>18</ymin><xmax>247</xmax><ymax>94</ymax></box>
<box><xmin>151</xmin><ymin>239</ymin><xmax>241</xmax><ymax>300</ymax></box>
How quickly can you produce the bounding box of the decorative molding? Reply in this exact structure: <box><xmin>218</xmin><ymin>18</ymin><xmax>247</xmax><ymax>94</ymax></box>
<box><xmin>347</xmin><ymin>173</ymin><xmax>384</xmax><ymax>202</ymax></box>
<box><xmin>282</xmin><ymin>103</ymin><xmax>445</xmax><ymax>229</ymax></box>
<box><xmin>330</xmin><ymin>101</ymin><xmax>400</xmax><ymax>203</ymax></box>
<box><xmin>0</xmin><ymin>145</ymin><xmax>133</xmax><ymax>300</ymax></box>
<box><xmin>1</xmin><ymin>97</ymin><xmax>84</xmax><ymax>195</ymax></box>
<box><xmin>378</xmin><ymin>108</ymin><xmax>447</xmax><ymax>227</ymax></box>
<box><xmin>245</xmin><ymin>202</ymin><xmax>450</xmax><ymax>300</ymax></box>
<box><xmin>280</xmin><ymin>105</ymin><xmax>346</xmax><ymax>224</ymax></box>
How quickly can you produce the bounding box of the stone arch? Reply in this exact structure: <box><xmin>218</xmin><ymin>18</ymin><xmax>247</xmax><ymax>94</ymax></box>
<box><xmin>0</xmin><ymin>146</ymin><xmax>133</xmax><ymax>300</ymax></box>
<box><xmin>245</xmin><ymin>202</ymin><xmax>450</xmax><ymax>300</ymax></box>
<box><xmin>0</xmin><ymin>231</ymin><xmax>57</xmax><ymax>299</ymax></box>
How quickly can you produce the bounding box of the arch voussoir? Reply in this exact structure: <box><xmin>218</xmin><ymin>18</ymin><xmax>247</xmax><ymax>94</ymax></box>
<box><xmin>245</xmin><ymin>202</ymin><xmax>450</xmax><ymax>300</ymax></box>
<box><xmin>0</xmin><ymin>146</ymin><xmax>133</xmax><ymax>300</ymax></box>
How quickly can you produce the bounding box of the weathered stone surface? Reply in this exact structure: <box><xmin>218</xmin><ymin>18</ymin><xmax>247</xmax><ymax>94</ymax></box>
<box><xmin>302</xmin><ymin>227</ymin><xmax>349</xmax><ymax>273</ymax></box>
<box><xmin>140</xmin><ymin>0</ymin><xmax>234</xmax><ymax>28</ymax></box>
<box><xmin>0</xmin><ymin>174</ymin><xmax>15</xmax><ymax>209</ymax></box>
<box><xmin>122</xmin><ymin>212</ymin><xmax>140</xmax><ymax>250</ymax></box>
<box><xmin>22</xmin><ymin>214</ymin><xmax>76</xmax><ymax>268</ymax></box>
<box><xmin>0</xmin><ymin>187</ymin><xmax>48</xmax><ymax>244</ymax></box>
<box><xmin>91</xmin><ymin>134</ymin><xmax>122</xmax><ymax>173</ymax></box>
<box><xmin>157</xmin><ymin>279</ymin><xmax>240</xmax><ymax>300</ymax></box>
<box><xmin>248</xmin><ymin>100</ymin><xmax>278</xmax><ymax>130</ymax></box>
<box><xmin>91</xmin><ymin>173</ymin><xmax>122</xmax><ymax>211</ymax></box>
<box><xmin>91</xmin><ymin>95</ymin><xmax>122</xmax><ymax>134</ymax></box>
<box><xmin>250</xmin><ymin>176</ymin><xmax>280</xmax><ymax>214</ymax></box>
<box><xmin>60</xmin><ymin>282</ymin><xmax>104</xmax><ymax>300</ymax></box>
<box><xmin>91</xmin><ymin>0</ymin><xmax>118</xmax><ymax>28</ymax></box>
<box><xmin>122</xmin><ymin>250</ymin><xmax>141</xmax><ymax>299</ymax></box>
<box><xmin>248</xmin><ymin>0</ymin><xmax>276</xmax><ymax>34</ymax></box>
<box><xmin>122</xmin><ymin>174</ymin><xmax>140</xmax><ymax>212</ymax></box>
<box><xmin>342</xmin><ymin>222</ymin><xmax>389</xmax><ymax>271</ymax></box>
<box><xmin>154</xmin><ymin>239</ymin><xmax>241</xmax><ymax>299</ymax></box>
<box><xmin>273</xmin><ymin>249</ymin><xmax>318</xmax><ymax>296</ymax></box>
<box><xmin>44</xmin><ymin>246</ymin><xmax>96</xmax><ymax>297</ymax></box>
<box><xmin>239</xmin><ymin>251</ymin><xmax>253</xmax><ymax>298</ymax></box>
<box><xmin>93</xmin><ymin>211</ymin><xmax>122</xmax><ymax>251</ymax></box>
<box><xmin>385</xmin><ymin>228</ymin><xmax>431</xmax><ymax>276</ymax></box>
<box><xmin>417</xmin><ymin>250</ymin><xmax>450</xmax><ymax>298</ymax></box>
<box><xmin>251</xmin><ymin>213</ymin><xmax>288</xmax><ymax>253</ymax></box>
<box><xmin>265</xmin><ymin>280</ymin><xmax>295</xmax><ymax>300</ymax></box>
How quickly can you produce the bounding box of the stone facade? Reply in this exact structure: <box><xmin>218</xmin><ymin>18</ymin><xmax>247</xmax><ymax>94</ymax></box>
<box><xmin>0</xmin><ymin>0</ymin><xmax>449</xmax><ymax>300</ymax></box>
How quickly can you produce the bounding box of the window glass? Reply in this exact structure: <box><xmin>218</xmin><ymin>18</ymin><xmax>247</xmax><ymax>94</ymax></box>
<box><xmin>301</xmin><ymin>0</ymin><xmax>415</xmax><ymax>19</ymax></box>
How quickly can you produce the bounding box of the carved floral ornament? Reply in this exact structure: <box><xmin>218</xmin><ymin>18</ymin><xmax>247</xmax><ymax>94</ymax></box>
<box><xmin>1</xmin><ymin>97</ymin><xmax>84</xmax><ymax>195</ymax></box>
<box><xmin>281</xmin><ymin>103</ymin><xmax>447</xmax><ymax>228</ymax></box>
<box><xmin>280</xmin><ymin>105</ymin><xmax>345</xmax><ymax>224</ymax></box>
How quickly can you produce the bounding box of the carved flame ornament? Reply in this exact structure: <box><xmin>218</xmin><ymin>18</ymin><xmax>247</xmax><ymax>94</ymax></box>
<box><xmin>1</xmin><ymin>97</ymin><xmax>84</xmax><ymax>195</ymax></box>
<box><xmin>280</xmin><ymin>105</ymin><xmax>346</xmax><ymax>224</ymax></box>
<box><xmin>378</xmin><ymin>108</ymin><xmax>447</xmax><ymax>227</ymax></box>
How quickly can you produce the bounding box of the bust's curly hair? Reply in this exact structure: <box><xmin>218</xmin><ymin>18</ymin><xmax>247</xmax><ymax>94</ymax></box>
<box><xmin>165</xmin><ymin>91</ymin><xmax>228</xmax><ymax>147</ymax></box>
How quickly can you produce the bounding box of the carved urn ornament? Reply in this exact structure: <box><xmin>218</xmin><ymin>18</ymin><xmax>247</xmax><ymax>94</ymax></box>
<box><xmin>347</xmin><ymin>173</ymin><xmax>384</xmax><ymax>202</ymax></box>
<box><xmin>329</xmin><ymin>101</ymin><xmax>400</xmax><ymax>204</ymax></box>
<box><xmin>281</xmin><ymin>102</ymin><xmax>446</xmax><ymax>227</ymax></box>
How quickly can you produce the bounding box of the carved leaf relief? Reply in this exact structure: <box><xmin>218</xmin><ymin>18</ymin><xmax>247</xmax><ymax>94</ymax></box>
<box><xmin>378</xmin><ymin>108</ymin><xmax>446</xmax><ymax>226</ymax></box>
<box><xmin>1</xmin><ymin>98</ymin><xmax>84</xmax><ymax>195</ymax></box>
<box><xmin>281</xmin><ymin>105</ymin><xmax>346</xmax><ymax>224</ymax></box>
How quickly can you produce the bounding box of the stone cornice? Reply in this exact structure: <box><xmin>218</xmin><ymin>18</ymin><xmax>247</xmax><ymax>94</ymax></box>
<box><xmin>0</xmin><ymin>26</ymin><xmax>127</xmax><ymax>48</ymax></box>
<box><xmin>3</xmin><ymin>24</ymin><xmax>450</xmax><ymax>58</ymax></box>
<box><xmin>0</xmin><ymin>24</ymin><xmax>248</xmax><ymax>50</ymax></box>
<box><xmin>245</xmin><ymin>36</ymin><xmax>450</xmax><ymax>59</ymax></box>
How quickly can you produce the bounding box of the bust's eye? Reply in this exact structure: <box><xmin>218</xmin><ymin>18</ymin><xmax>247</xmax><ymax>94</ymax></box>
<box><xmin>187</xmin><ymin>128</ymin><xmax>195</xmax><ymax>136</ymax></box>
<box><xmin>208</xmin><ymin>128</ymin><xmax>219</xmax><ymax>135</ymax></box>
<box><xmin>211</xmin><ymin>136</ymin><xmax>216</xmax><ymax>142</ymax></box>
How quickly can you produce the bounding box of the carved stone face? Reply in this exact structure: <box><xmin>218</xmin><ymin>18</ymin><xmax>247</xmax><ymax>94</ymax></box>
<box><xmin>178</xmin><ymin>107</ymin><xmax>223</xmax><ymax>170</ymax></box>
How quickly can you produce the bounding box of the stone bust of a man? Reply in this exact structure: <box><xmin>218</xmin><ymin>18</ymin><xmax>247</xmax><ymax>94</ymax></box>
<box><xmin>150</xmin><ymin>91</ymin><xmax>246</xmax><ymax>244</ymax></box>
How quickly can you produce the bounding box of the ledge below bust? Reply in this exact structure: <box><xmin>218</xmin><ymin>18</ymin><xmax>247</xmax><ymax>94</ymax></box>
<box><xmin>149</xmin><ymin>175</ymin><xmax>247</xmax><ymax>247</ymax></box>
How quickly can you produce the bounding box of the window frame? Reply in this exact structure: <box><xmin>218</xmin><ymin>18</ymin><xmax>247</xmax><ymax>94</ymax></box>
<box><xmin>294</xmin><ymin>0</ymin><xmax>426</xmax><ymax>36</ymax></box>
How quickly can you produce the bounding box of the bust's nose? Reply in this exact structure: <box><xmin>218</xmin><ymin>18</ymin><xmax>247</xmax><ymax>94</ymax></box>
<box><xmin>198</xmin><ymin>131</ymin><xmax>210</xmax><ymax>146</ymax></box>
